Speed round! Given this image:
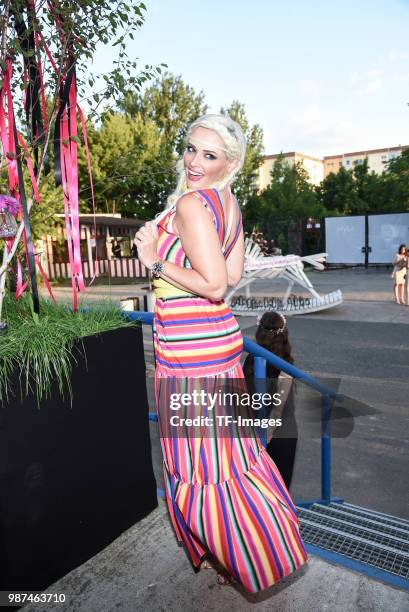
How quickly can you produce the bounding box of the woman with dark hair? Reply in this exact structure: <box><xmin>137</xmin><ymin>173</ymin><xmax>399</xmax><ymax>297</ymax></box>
<box><xmin>243</xmin><ymin>311</ymin><xmax>298</xmax><ymax>489</ymax></box>
<box><xmin>392</xmin><ymin>244</ymin><xmax>408</xmax><ymax>305</ymax></box>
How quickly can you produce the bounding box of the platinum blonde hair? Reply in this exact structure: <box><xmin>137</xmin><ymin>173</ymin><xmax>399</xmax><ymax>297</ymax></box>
<box><xmin>165</xmin><ymin>113</ymin><xmax>247</xmax><ymax>210</ymax></box>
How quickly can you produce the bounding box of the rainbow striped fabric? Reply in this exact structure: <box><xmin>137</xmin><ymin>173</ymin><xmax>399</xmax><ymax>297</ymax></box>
<box><xmin>153</xmin><ymin>189</ymin><xmax>307</xmax><ymax>592</ymax></box>
<box><xmin>153</xmin><ymin>189</ymin><xmax>243</xmax><ymax>377</ymax></box>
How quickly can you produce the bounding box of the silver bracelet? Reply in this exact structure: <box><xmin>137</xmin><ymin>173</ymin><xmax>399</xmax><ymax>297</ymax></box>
<box><xmin>150</xmin><ymin>259</ymin><xmax>165</xmax><ymax>278</ymax></box>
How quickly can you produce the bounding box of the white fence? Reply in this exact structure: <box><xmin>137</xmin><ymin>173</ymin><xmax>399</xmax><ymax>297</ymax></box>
<box><xmin>44</xmin><ymin>258</ymin><xmax>147</xmax><ymax>280</ymax></box>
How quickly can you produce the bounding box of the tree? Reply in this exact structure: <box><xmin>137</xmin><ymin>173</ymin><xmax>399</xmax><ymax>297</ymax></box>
<box><xmin>78</xmin><ymin>111</ymin><xmax>174</xmax><ymax>219</ymax></box>
<box><xmin>352</xmin><ymin>160</ymin><xmax>383</xmax><ymax>214</ymax></box>
<box><xmin>385</xmin><ymin>148</ymin><xmax>409</xmax><ymax>177</ymax></box>
<box><xmin>118</xmin><ymin>78</ymin><xmax>264</xmax><ymax>210</ymax></box>
<box><xmin>317</xmin><ymin>158</ymin><xmax>407</xmax><ymax>215</ymax></box>
<box><xmin>243</xmin><ymin>155</ymin><xmax>326</xmax><ymax>253</ymax></box>
<box><xmin>318</xmin><ymin>166</ymin><xmax>359</xmax><ymax>215</ymax></box>
<box><xmin>120</xmin><ymin>73</ymin><xmax>208</xmax><ymax>155</ymax></box>
<box><xmin>383</xmin><ymin>149</ymin><xmax>409</xmax><ymax>212</ymax></box>
<box><xmin>245</xmin><ymin>154</ymin><xmax>325</xmax><ymax>222</ymax></box>
<box><xmin>220</xmin><ymin>100</ymin><xmax>264</xmax><ymax>205</ymax></box>
<box><xmin>116</xmin><ymin>73</ymin><xmax>209</xmax><ymax>214</ymax></box>
<box><xmin>0</xmin><ymin>0</ymin><xmax>161</xmax><ymax>316</ymax></box>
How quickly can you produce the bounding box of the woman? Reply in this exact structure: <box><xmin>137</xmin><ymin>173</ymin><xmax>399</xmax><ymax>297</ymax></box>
<box><xmin>243</xmin><ymin>311</ymin><xmax>298</xmax><ymax>490</ymax></box>
<box><xmin>134</xmin><ymin>114</ymin><xmax>307</xmax><ymax>592</ymax></box>
<box><xmin>392</xmin><ymin>244</ymin><xmax>408</xmax><ymax>305</ymax></box>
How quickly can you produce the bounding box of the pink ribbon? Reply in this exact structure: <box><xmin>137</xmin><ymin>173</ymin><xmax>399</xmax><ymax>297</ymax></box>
<box><xmin>59</xmin><ymin>70</ymin><xmax>85</xmax><ymax>312</ymax></box>
<box><xmin>17</xmin><ymin>133</ymin><xmax>40</xmax><ymax>203</ymax></box>
<box><xmin>16</xmin><ymin>257</ymin><xmax>29</xmax><ymax>299</ymax></box>
<box><xmin>77</xmin><ymin>104</ymin><xmax>98</xmax><ymax>284</ymax></box>
<box><xmin>1</xmin><ymin>58</ymin><xmax>55</xmax><ymax>303</ymax></box>
<box><xmin>0</xmin><ymin>62</ymin><xmax>18</xmax><ymax>193</ymax></box>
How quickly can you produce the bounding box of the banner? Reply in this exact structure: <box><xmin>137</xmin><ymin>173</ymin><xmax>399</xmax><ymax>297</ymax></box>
<box><xmin>325</xmin><ymin>216</ymin><xmax>365</xmax><ymax>264</ymax></box>
<box><xmin>368</xmin><ymin>213</ymin><xmax>409</xmax><ymax>264</ymax></box>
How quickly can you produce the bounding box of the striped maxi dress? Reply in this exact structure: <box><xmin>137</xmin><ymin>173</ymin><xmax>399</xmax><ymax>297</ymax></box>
<box><xmin>153</xmin><ymin>188</ymin><xmax>307</xmax><ymax>593</ymax></box>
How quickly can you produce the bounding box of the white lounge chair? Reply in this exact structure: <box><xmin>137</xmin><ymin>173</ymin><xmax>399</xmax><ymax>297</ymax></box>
<box><xmin>226</xmin><ymin>238</ymin><xmax>343</xmax><ymax>315</ymax></box>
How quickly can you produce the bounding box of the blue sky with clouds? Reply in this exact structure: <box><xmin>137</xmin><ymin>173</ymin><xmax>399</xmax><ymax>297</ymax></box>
<box><xmin>91</xmin><ymin>0</ymin><xmax>409</xmax><ymax>157</ymax></box>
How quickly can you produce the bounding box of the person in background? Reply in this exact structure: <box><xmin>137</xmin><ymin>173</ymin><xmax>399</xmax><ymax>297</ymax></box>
<box><xmin>270</xmin><ymin>239</ymin><xmax>282</xmax><ymax>256</ymax></box>
<box><xmin>243</xmin><ymin>311</ymin><xmax>298</xmax><ymax>489</ymax></box>
<box><xmin>112</xmin><ymin>239</ymin><xmax>122</xmax><ymax>259</ymax></box>
<box><xmin>391</xmin><ymin>244</ymin><xmax>408</xmax><ymax>305</ymax></box>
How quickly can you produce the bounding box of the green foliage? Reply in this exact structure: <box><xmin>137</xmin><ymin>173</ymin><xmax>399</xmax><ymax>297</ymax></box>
<box><xmin>1</xmin><ymin>0</ymin><xmax>162</xmax><ymax>317</ymax></box>
<box><xmin>78</xmin><ymin>75</ymin><xmax>265</xmax><ymax>217</ymax></box>
<box><xmin>0</xmin><ymin>294</ymin><xmax>138</xmax><ymax>405</ymax></box>
<box><xmin>77</xmin><ymin>111</ymin><xmax>174</xmax><ymax>218</ymax></box>
<box><xmin>352</xmin><ymin>160</ymin><xmax>382</xmax><ymax>214</ymax></box>
<box><xmin>318</xmin><ymin>166</ymin><xmax>358</xmax><ymax>215</ymax></box>
<box><xmin>385</xmin><ymin>148</ymin><xmax>409</xmax><ymax>176</ymax></box>
<box><xmin>247</xmin><ymin>150</ymin><xmax>409</xmax><ymax>232</ymax></box>
<box><xmin>5</xmin><ymin>0</ymin><xmax>162</xmax><ymax>124</ymax></box>
<box><xmin>220</xmin><ymin>101</ymin><xmax>264</xmax><ymax>205</ymax></box>
<box><xmin>245</xmin><ymin>154</ymin><xmax>326</xmax><ymax>223</ymax></box>
<box><xmin>30</xmin><ymin>176</ymin><xmax>65</xmax><ymax>240</ymax></box>
<box><xmin>318</xmin><ymin>156</ymin><xmax>409</xmax><ymax>215</ymax></box>
<box><xmin>382</xmin><ymin>149</ymin><xmax>409</xmax><ymax>211</ymax></box>
<box><xmin>74</xmin><ymin>73</ymin><xmax>211</xmax><ymax>218</ymax></box>
<box><xmin>2</xmin><ymin>2</ymin><xmax>164</xmax><ymax>216</ymax></box>
<box><xmin>119</xmin><ymin>73</ymin><xmax>208</xmax><ymax>155</ymax></box>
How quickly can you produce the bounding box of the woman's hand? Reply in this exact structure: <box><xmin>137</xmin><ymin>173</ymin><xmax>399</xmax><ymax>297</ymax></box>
<box><xmin>133</xmin><ymin>221</ymin><xmax>159</xmax><ymax>269</ymax></box>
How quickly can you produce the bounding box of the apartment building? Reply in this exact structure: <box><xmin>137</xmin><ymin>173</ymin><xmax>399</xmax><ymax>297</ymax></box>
<box><xmin>323</xmin><ymin>145</ymin><xmax>408</xmax><ymax>178</ymax></box>
<box><xmin>258</xmin><ymin>144</ymin><xmax>408</xmax><ymax>190</ymax></box>
<box><xmin>258</xmin><ymin>151</ymin><xmax>324</xmax><ymax>190</ymax></box>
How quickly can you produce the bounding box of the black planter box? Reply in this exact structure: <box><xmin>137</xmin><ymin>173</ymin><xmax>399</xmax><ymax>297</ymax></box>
<box><xmin>0</xmin><ymin>326</ymin><xmax>158</xmax><ymax>591</ymax></box>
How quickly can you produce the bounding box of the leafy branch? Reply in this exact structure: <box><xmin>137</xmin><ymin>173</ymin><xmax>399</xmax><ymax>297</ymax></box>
<box><xmin>0</xmin><ymin>0</ymin><xmax>161</xmax><ymax>318</ymax></box>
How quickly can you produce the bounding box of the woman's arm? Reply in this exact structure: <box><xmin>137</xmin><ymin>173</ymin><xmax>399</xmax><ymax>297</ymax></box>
<box><xmin>134</xmin><ymin>193</ymin><xmax>228</xmax><ymax>301</ymax></box>
<box><xmin>394</xmin><ymin>254</ymin><xmax>406</xmax><ymax>269</ymax></box>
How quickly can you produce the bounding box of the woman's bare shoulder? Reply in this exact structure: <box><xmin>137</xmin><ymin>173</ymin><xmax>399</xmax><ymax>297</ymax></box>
<box><xmin>177</xmin><ymin>190</ymin><xmax>218</xmax><ymax>215</ymax></box>
<box><xmin>176</xmin><ymin>191</ymin><xmax>203</xmax><ymax>213</ymax></box>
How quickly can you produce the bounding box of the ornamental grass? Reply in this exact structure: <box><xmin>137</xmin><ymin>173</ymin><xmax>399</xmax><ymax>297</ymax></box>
<box><xmin>0</xmin><ymin>295</ymin><xmax>137</xmax><ymax>406</ymax></box>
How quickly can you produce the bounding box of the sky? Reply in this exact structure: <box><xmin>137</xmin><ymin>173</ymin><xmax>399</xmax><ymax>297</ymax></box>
<box><xmin>90</xmin><ymin>0</ymin><xmax>409</xmax><ymax>158</ymax></box>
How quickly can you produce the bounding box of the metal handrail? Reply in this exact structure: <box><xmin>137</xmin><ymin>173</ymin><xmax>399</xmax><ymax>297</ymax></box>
<box><xmin>243</xmin><ymin>337</ymin><xmax>342</xmax><ymax>400</ymax></box>
<box><xmin>126</xmin><ymin>309</ymin><xmax>342</xmax><ymax>505</ymax></box>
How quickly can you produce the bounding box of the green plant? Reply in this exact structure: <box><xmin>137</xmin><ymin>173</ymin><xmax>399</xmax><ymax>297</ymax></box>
<box><xmin>0</xmin><ymin>295</ymin><xmax>138</xmax><ymax>406</ymax></box>
<box><xmin>49</xmin><ymin>275</ymin><xmax>69</xmax><ymax>287</ymax></box>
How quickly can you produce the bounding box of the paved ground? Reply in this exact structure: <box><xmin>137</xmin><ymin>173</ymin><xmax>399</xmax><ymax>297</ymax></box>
<box><xmin>45</xmin><ymin>266</ymin><xmax>409</xmax><ymax>324</ymax></box>
<box><xmin>248</xmin><ymin>267</ymin><xmax>409</xmax><ymax>324</ymax></box>
<box><xmin>138</xmin><ymin>268</ymin><xmax>409</xmax><ymax>518</ymax></box>
<box><xmin>31</xmin><ymin>268</ymin><xmax>409</xmax><ymax>611</ymax></box>
<box><xmin>23</xmin><ymin>500</ymin><xmax>409</xmax><ymax>612</ymax></box>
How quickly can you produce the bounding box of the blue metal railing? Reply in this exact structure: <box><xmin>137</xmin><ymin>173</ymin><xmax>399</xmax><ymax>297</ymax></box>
<box><xmin>245</xmin><ymin>338</ymin><xmax>343</xmax><ymax>505</ymax></box>
<box><xmin>127</xmin><ymin>310</ymin><xmax>343</xmax><ymax>506</ymax></box>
